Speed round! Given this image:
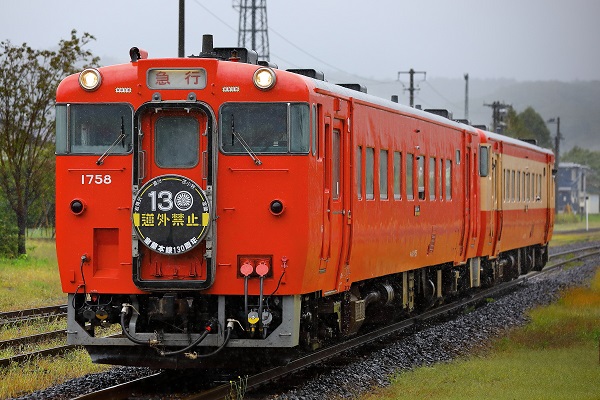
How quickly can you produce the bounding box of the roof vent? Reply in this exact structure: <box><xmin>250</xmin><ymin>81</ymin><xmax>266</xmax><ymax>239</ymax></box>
<box><xmin>286</xmin><ymin>69</ymin><xmax>325</xmax><ymax>81</ymax></box>
<box><xmin>258</xmin><ymin>60</ymin><xmax>278</xmax><ymax>68</ymax></box>
<box><xmin>337</xmin><ymin>83</ymin><xmax>367</xmax><ymax>93</ymax></box>
<box><xmin>424</xmin><ymin>109</ymin><xmax>453</xmax><ymax>119</ymax></box>
<box><xmin>213</xmin><ymin>47</ymin><xmax>258</xmax><ymax>64</ymax></box>
<box><xmin>519</xmin><ymin>138</ymin><xmax>538</xmax><ymax>145</ymax></box>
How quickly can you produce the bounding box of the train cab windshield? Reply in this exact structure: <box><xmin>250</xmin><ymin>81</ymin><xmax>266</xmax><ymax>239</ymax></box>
<box><xmin>220</xmin><ymin>102</ymin><xmax>309</xmax><ymax>154</ymax></box>
<box><xmin>55</xmin><ymin>104</ymin><xmax>133</xmax><ymax>154</ymax></box>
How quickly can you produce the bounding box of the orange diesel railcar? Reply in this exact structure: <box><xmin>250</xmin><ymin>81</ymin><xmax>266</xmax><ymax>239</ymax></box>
<box><xmin>55</xmin><ymin>35</ymin><xmax>554</xmax><ymax>368</ymax></box>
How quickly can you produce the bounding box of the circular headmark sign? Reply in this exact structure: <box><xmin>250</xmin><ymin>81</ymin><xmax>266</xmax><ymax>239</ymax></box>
<box><xmin>132</xmin><ymin>175</ymin><xmax>210</xmax><ymax>254</ymax></box>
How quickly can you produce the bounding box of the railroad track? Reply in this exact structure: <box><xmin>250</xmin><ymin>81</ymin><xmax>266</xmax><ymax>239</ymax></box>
<box><xmin>0</xmin><ymin>304</ymin><xmax>67</xmax><ymax>328</ymax></box>
<box><xmin>72</xmin><ymin>243</ymin><xmax>600</xmax><ymax>400</ymax></box>
<box><xmin>0</xmin><ymin>304</ymin><xmax>70</xmax><ymax>368</ymax></box>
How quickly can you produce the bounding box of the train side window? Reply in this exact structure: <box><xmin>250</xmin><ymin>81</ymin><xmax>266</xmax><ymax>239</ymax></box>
<box><xmin>380</xmin><ymin>150</ymin><xmax>388</xmax><ymax>200</ymax></box>
<box><xmin>511</xmin><ymin>170</ymin><xmax>515</xmax><ymax>202</ymax></box>
<box><xmin>312</xmin><ymin>104</ymin><xmax>318</xmax><ymax>156</ymax></box>
<box><xmin>505</xmin><ymin>169</ymin><xmax>509</xmax><ymax>202</ymax></box>
<box><xmin>523</xmin><ymin>172</ymin><xmax>527</xmax><ymax>202</ymax></box>
<box><xmin>366</xmin><ymin>148</ymin><xmax>375</xmax><ymax>200</ymax></box>
<box><xmin>516</xmin><ymin>171</ymin><xmax>521</xmax><ymax>202</ymax></box>
<box><xmin>429</xmin><ymin>157</ymin><xmax>436</xmax><ymax>200</ymax></box>
<box><xmin>55</xmin><ymin>105</ymin><xmax>68</xmax><ymax>153</ymax></box>
<box><xmin>479</xmin><ymin>146</ymin><xmax>489</xmax><ymax>177</ymax></box>
<box><xmin>290</xmin><ymin>104</ymin><xmax>310</xmax><ymax>153</ymax></box>
<box><xmin>455</xmin><ymin>149</ymin><xmax>461</xmax><ymax>165</ymax></box>
<box><xmin>417</xmin><ymin>156</ymin><xmax>425</xmax><ymax>200</ymax></box>
<box><xmin>525</xmin><ymin>172</ymin><xmax>528</xmax><ymax>201</ymax></box>
<box><xmin>155</xmin><ymin>116</ymin><xmax>199</xmax><ymax>168</ymax></box>
<box><xmin>438</xmin><ymin>158</ymin><xmax>443</xmax><ymax>200</ymax></box>
<box><xmin>357</xmin><ymin>146</ymin><xmax>363</xmax><ymax>200</ymax></box>
<box><xmin>393</xmin><ymin>151</ymin><xmax>402</xmax><ymax>200</ymax></box>
<box><xmin>332</xmin><ymin>129</ymin><xmax>341</xmax><ymax>200</ymax></box>
<box><xmin>445</xmin><ymin>159</ymin><xmax>452</xmax><ymax>200</ymax></box>
<box><xmin>406</xmin><ymin>153</ymin><xmax>414</xmax><ymax>200</ymax></box>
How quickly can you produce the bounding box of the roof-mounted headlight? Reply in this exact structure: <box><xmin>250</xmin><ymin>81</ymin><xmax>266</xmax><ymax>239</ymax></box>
<box><xmin>253</xmin><ymin>67</ymin><xmax>276</xmax><ymax>91</ymax></box>
<box><xmin>79</xmin><ymin>68</ymin><xmax>102</xmax><ymax>91</ymax></box>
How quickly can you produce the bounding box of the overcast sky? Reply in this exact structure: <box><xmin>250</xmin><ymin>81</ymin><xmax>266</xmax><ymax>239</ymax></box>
<box><xmin>2</xmin><ymin>0</ymin><xmax>599</xmax><ymax>82</ymax></box>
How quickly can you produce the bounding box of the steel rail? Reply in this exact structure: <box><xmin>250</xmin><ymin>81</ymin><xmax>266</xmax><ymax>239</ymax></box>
<box><xmin>0</xmin><ymin>304</ymin><xmax>67</xmax><ymax>328</ymax></box>
<box><xmin>72</xmin><ymin>372</ymin><xmax>165</xmax><ymax>400</ymax></box>
<box><xmin>0</xmin><ymin>345</ymin><xmax>76</xmax><ymax>368</ymax></box>
<box><xmin>550</xmin><ymin>244</ymin><xmax>600</xmax><ymax>259</ymax></box>
<box><xmin>0</xmin><ymin>329</ymin><xmax>66</xmax><ymax>350</ymax></box>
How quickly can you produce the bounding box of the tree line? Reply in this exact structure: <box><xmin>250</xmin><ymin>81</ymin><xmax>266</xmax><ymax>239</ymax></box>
<box><xmin>0</xmin><ymin>30</ymin><xmax>98</xmax><ymax>257</ymax></box>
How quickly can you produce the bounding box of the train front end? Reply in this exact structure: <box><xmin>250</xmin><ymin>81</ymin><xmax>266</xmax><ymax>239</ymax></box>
<box><xmin>55</xmin><ymin>39</ymin><xmax>319</xmax><ymax>368</ymax></box>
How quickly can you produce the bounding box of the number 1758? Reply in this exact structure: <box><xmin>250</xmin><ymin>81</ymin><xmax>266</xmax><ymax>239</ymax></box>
<box><xmin>81</xmin><ymin>174</ymin><xmax>112</xmax><ymax>184</ymax></box>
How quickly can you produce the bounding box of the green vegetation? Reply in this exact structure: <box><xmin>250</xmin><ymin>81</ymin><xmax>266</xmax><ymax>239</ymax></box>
<box><xmin>362</xmin><ymin>268</ymin><xmax>600</xmax><ymax>400</ymax></box>
<box><xmin>551</xmin><ymin>214</ymin><xmax>600</xmax><ymax>247</ymax></box>
<box><xmin>0</xmin><ymin>31</ymin><xmax>98</xmax><ymax>256</ymax></box>
<box><xmin>0</xmin><ymin>239</ymin><xmax>64</xmax><ymax>311</ymax></box>
<box><xmin>504</xmin><ymin>106</ymin><xmax>553</xmax><ymax>149</ymax></box>
<box><xmin>0</xmin><ymin>239</ymin><xmax>111</xmax><ymax>399</ymax></box>
<box><xmin>554</xmin><ymin>211</ymin><xmax>600</xmax><ymax>231</ymax></box>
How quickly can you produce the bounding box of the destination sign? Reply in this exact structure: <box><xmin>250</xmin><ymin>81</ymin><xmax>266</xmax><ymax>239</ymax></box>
<box><xmin>147</xmin><ymin>68</ymin><xmax>207</xmax><ymax>90</ymax></box>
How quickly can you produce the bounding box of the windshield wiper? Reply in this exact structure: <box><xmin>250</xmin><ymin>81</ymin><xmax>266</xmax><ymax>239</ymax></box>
<box><xmin>96</xmin><ymin>116</ymin><xmax>127</xmax><ymax>165</ymax></box>
<box><xmin>231</xmin><ymin>115</ymin><xmax>262</xmax><ymax>166</ymax></box>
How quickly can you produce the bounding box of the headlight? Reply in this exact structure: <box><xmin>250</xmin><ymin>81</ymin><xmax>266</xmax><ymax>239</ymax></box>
<box><xmin>253</xmin><ymin>67</ymin><xmax>276</xmax><ymax>91</ymax></box>
<box><xmin>79</xmin><ymin>68</ymin><xmax>102</xmax><ymax>91</ymax></box>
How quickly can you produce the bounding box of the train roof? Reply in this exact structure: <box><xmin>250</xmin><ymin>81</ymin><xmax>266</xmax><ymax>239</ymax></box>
<box><xmin>304</xmin><ymin>77</ymin><xmax>554</xmax><ymax>157</ymax></box>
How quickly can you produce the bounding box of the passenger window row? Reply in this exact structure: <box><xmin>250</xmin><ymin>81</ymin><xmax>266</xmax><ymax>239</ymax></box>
<box><xmin>357</xmin><ymin>146</ymin><xmax>453</xmax><ymax>202</ymax></box>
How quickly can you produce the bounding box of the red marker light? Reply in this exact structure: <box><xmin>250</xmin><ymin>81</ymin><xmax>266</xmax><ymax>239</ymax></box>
<box><xmin>240</xmin><ymin>261</ymin><xmax>254</xmax><ymax>277</ymax></box>
<box><xmin>256</xmin><ymin>261</ymin><xmax>269</xmax><ymax>277</ymax></box>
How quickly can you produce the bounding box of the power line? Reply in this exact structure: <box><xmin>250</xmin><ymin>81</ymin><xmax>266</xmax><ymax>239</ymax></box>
<box><xmin>422</xmin><ymin>80</ymin><xmax>462</xmax><ymax>110</ymax></box>
<box><xmin>192</xmin><ymin>0</ymin><xmax>238</xmax><ymax>33</ymax></box>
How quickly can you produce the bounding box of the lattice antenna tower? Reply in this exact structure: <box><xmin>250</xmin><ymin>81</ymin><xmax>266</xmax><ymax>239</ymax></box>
<box><xmin>233</xmin><ymin>0</ymin><xmax>270</xmax><ymax>61</ymax></box>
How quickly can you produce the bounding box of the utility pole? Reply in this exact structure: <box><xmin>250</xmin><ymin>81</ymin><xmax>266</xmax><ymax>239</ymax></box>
<box><xmin>178</xmin><ymin>0</ymin><xmax>185</xmax><ymax>57</ymax></box>
<box><xmin>398</xmin><ymin>68</ymin><xmax>426</xmax><ymax>108</ymax></box>
<box><xmin>484</xmin><ymin>101</ymin><xmax>511</xmax><ymax>133</ymax></box>
<box><xmin>234</xmin><ymin>0</ymin><xmax>270</xmax><ymax>61</ymax></box>
<box><xmin>547</xmin><ymin>117</ymin><xmax>563</xmax><ymax>214</ymax></box>
<box><xmin>464</xmin><ymin>73</ymin><xmax>469</xmax><ymax>121</ymax></box>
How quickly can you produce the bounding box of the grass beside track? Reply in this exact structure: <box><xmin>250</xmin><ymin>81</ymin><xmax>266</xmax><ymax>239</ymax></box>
<box><xmin>0</xmin><ymin>239</ymin><xmax>64</xmax><ymax>311</ymax></box>
<box><xmin>362</xmin><ymin>257</ymin><xmax>600</xmax><ymax>400</ymax></box>
<box><xmin>0</xmin><ymin>238</ymin><xmax>110</xmax><ymax>399</ymax></box>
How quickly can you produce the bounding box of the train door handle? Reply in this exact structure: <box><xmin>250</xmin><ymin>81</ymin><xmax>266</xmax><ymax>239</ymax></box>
<box><xmin>332</xmin><ymin>210</ymin><xmax>345</xmax><ymax>215</ymax></box>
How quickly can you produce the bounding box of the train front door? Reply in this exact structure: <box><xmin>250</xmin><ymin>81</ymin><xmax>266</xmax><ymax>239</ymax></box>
<box><xmin>132</xmin><ymin>104</ymin><xmax>214</xmax><ymax>290</ymax></box>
